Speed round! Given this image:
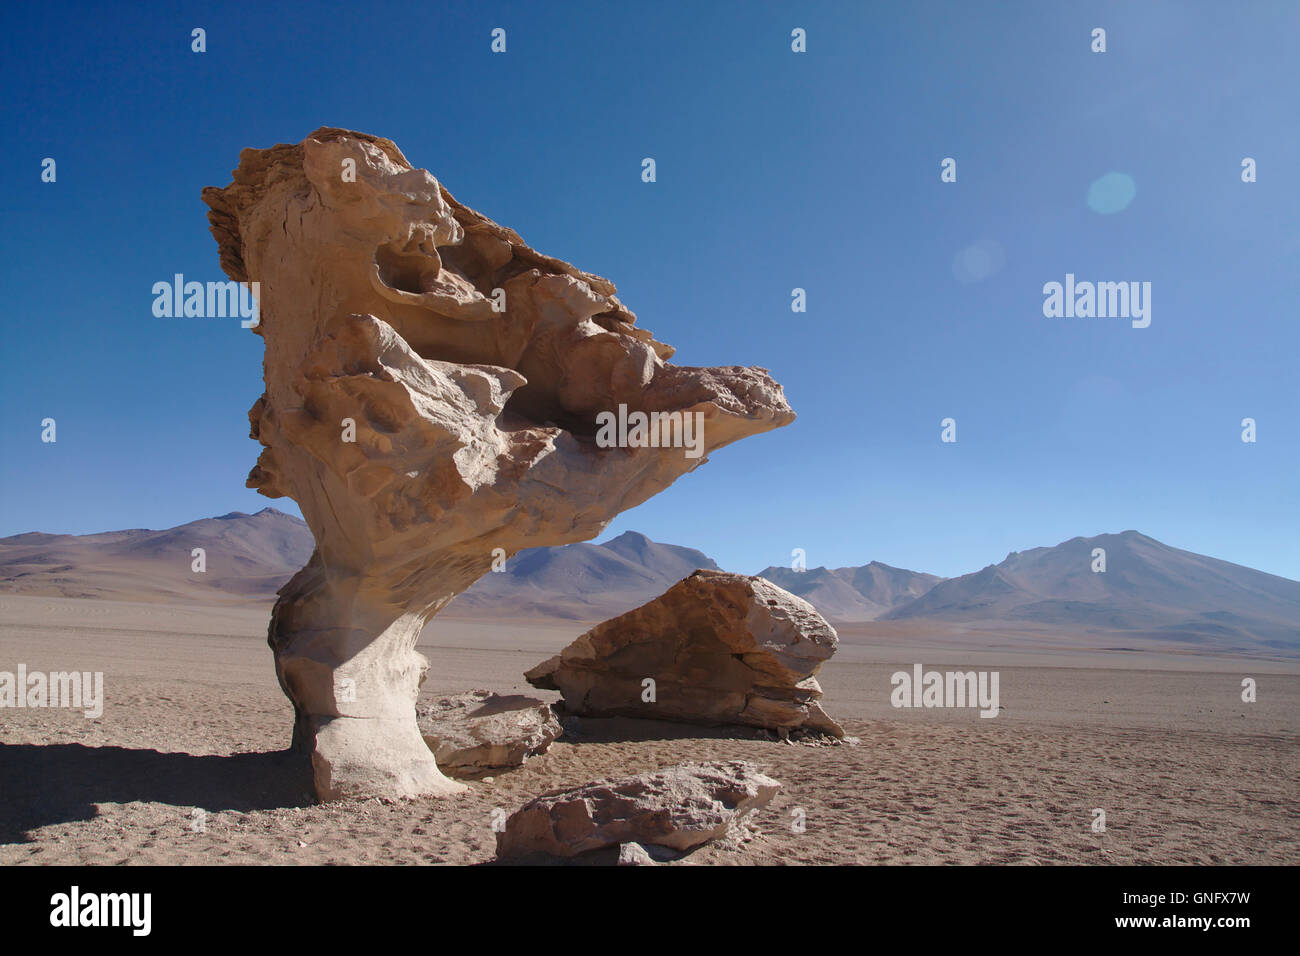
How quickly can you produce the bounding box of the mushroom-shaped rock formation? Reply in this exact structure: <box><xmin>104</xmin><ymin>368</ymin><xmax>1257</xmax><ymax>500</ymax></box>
<box><xmin>202</xmin><ymin>129</ymin><xmax>794</xmax><ymax>801</ymax></box>
<box><xmin>526</xmin><ymin>570</ymin><xmax>843</xmax><ymax>736</ymax></box>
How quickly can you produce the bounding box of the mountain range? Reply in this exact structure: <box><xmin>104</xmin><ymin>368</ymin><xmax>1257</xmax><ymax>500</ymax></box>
<box><xmin>881</xmin><ymin>531</ymin><xmax>1300</xmax><ymax>649</ymax></box>
<box><xmin>0</xmin><ymin>511</ymin><xmax>1294</xmax><ymax>652</ymax></box>
<box><xmin>0</xmin><ymin>508</ymin><xmax>313</xmax><ymax>603</ymax></box>
<box><xmin>0</xmin><ymin>510</ymin><xmax>719</xmax><ymax>619</ymax></box>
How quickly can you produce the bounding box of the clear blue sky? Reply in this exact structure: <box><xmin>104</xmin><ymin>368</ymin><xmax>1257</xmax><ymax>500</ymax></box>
<box><xmin>2</xmin><ymin>0</ymin><xmax>1296</xmax><ymax>581</ymax></box>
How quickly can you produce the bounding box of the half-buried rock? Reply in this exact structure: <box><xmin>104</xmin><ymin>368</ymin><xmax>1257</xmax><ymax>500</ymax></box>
<box><xmin>495</xmin><ymin>761</ymin><xmax>779</xmax><ymax>859</ymax></box>
<box><xmin>526</xmin><ymin>570</ymin><xmax>843</xmax><ymax>737</ymax></box>
<box><xmin>416</xmin><ymin>690</ymin><xmax>561</xmax><ymax>776</ymax></box>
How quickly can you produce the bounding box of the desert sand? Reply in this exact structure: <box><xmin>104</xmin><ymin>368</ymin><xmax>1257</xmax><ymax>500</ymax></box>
<box><xmin>1</xmin><ymin>594</ymin><xmax>1296</xmax><ymax>865</ymax></box>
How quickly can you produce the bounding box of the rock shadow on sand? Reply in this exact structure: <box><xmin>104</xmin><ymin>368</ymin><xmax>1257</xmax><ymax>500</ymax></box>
<box><xmin>559</xmin><ymin>713</ymin><xmax>781</xmax><ymax>744</ymax></box>
<box><xmin>0</xmin><ymin>744</ymin><xmax>313</xmax><ymax>844</ymax></box>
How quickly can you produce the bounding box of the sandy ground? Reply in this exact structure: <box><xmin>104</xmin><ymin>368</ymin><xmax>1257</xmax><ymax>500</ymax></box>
<box><xmin>1</xmin><ymin>595</ymin><xmax>1296</xmax><ymax>865</ymax></box>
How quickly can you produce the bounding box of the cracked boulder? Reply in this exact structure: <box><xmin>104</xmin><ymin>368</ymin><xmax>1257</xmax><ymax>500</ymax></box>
<box><xmin>526</xmin><ymin>570</ymin><xmax>843</xmax><ymax>736</ymax></box>
<box><xmin>495</xmin><ymin>761</ymin><xmax>780</xmax><ymax>859</ymax></box>
<box><xmin>416</xmin><ymin>690</ymin><xmax>561</xmax><ymax>775</ymax></box>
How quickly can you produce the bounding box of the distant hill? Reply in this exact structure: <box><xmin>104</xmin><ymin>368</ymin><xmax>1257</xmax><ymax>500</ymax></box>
<box><xmin>455</xmin><ymin>531</ymin><xmax>721</xmax><ymax>619</ymax></box>
<box><xmin>755</xmin><ymin>562</ymin><xmax>944</xmax><ymax>621</ymax></box>
<box><xmin>883</xmin><ymin>531</ymin><xmax>1300</xmax><ymax>652</ymax></box>
<box><xmin>0</xmin><ymin>508</ymin><xmax>313</xmax><ymax>602</ymax></box>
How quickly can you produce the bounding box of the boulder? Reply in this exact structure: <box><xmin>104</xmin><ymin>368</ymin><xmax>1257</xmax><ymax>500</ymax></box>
<box><xmin>526</xmin><ymin>570</ymin><xmax>843</xmax><ymax>736</ymax></box>
<box><xmin>201</xmin><ymin>129</ymin><xmax>794</xmax><ymax>800</ymax></box>
<box><xmin>416</xmin><ymin>690</ymin><xmax>561</xmax><ymax>775</ymax></box>
<box><xmin>617</xmin><ymin>843</ymin><xmax>660</xmax><ymax>866</ymax></box>
<box><xmin>496</xmin><ymin>761</ymin><xmax>779</xmax><ymax>859</ymax></box>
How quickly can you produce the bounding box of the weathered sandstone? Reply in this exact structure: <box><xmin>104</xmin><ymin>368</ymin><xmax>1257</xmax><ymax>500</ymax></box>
<box><xmin>526</xmin><ymin>570</ymin><xmax>842</xmax><ymax>736</ymax></box>
<box><xmin>495</xmin><ymin>761</ymin><xmax>780</xmax><ymax>859</ymax></box>
<box><xmin>416</xmin><ymin>690</ymin><xmax>560</xmax><ymax>775</ymax></box>
<box><xmin>202</xmin><ymin>128</ymin><xmax>793</xmax><ymax>800</ymax></box>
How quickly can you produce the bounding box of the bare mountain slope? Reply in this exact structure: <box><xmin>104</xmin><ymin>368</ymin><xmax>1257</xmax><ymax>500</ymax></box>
<box><xmin>884</xmin><ymin>531</ymin><xmax>1300</xmax><ymax>651</ymax></box>
<box><xmin>757</xmin><ymin>561</ymin><xmax>944</xmax><ymax>621</ymax></box>
<box><xmin>0</xmin><ymin>508</ymin><xmax>313</xmax><ymax>602</ymax></box>
<box><xmin>454</xmin><ymin>531</ymin><xmax>721</xmax><ymax>619</ymax></box>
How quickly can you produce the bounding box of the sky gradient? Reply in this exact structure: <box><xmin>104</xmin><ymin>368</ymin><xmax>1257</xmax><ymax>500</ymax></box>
<box><xmin>2</xmin><ymin>0</ymin><xmax>1296</xmax><ymax>581</ymax></box>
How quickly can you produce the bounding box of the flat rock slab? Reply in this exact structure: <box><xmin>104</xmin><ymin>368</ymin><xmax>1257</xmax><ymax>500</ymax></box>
<box><xmin>526</xmin><ymin>570</ymin><xmax>843</xmax><ymax>736</ymax></box>
<box><xmin>417</xmin><ymin>690</ymin><xmax>561</xmax><ymax>776</ymax></box>
<box><xmin>495</xmin><ymin>760</ymin><xmax>780</xmax><ymax>859</ymax></box>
